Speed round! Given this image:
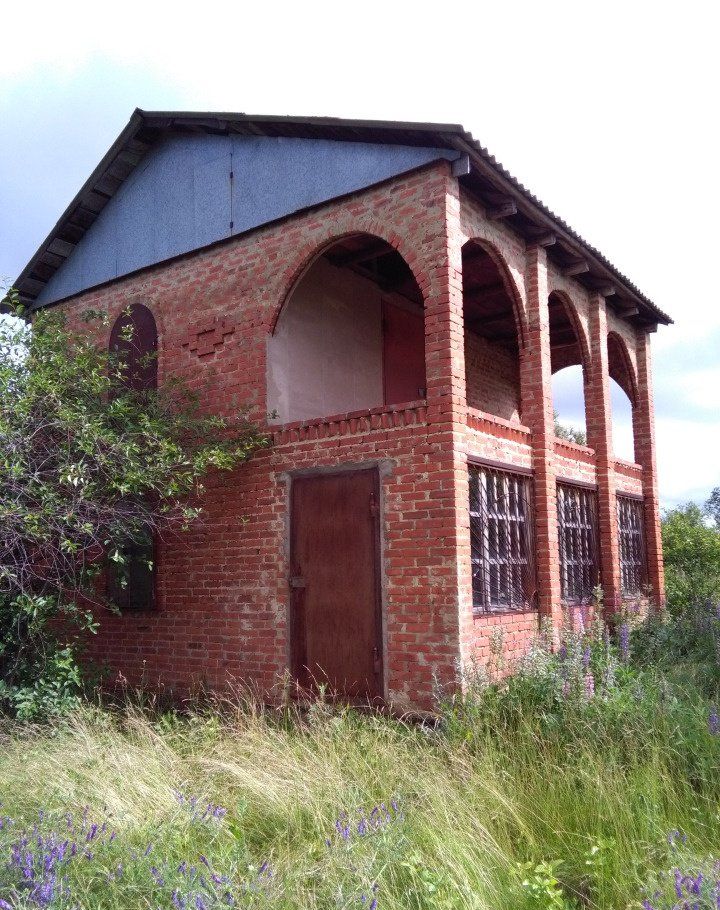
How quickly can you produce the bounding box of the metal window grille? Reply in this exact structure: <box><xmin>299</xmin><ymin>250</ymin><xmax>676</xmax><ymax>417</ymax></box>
<box><xmin>557</xmin><ymin>483</ymin><xmax>599</xmax><ymax>604</ymax></box>
<box><xmin>469</xmin><ymin>464</ymin><xmax>536</xmax><ymax>613</ymax></box>
<box><xmin>617</xmin><ymin>496</ymin><xmax>647</xmax><ymax>595</ymax></box>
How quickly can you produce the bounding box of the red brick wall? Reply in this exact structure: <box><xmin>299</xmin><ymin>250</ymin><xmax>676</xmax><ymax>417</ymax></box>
<box><xmin>464</xmin><ymin>330</ymin><xmax>521</xmax><ymax>420</ymax></box>
<box><xmin>49</xmin><ymin>161</ymin><xmax>664</xmax><ymax>710</ymax></box>
<box><xmin>57</xmin><ymin>163</ymin><xmax>472</xmax><ymax>711</ymax></box>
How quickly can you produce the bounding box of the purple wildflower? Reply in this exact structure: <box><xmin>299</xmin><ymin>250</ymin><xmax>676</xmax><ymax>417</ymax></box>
<box><xmin>584</xmin><ymin>673</ymin><xmax>595</xmax><ymax>699</ymax></box>
<box><xmin>619</xmin><ymin>622</ymin><xmax>630</xmax><ymax>661</ymax></box>
<box><xmin>674</xmin><ymin>869</ymin><xmax>684</xmax><ymax>899</ymax></box>
<box><xmin>582</xmin><ymin>645</ymin><xmax>591</xmax><ymax>672</ymax></box>
<box><xmin>709</xmin><ymin>707</ymin><xmax>720</xmax><ymax>735</ymax></box>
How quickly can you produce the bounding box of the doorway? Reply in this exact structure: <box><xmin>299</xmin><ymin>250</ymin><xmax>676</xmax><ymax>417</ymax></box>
<box><xmin>289</xmin><ymin>468</ymin><xmax>383</xmax><ymax>699</ymax></box>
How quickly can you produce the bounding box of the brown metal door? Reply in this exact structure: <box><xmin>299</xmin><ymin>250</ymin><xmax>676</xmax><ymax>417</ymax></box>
<box><xmin>290</xmin><ymin>469</ymin><xmax>382</xmax><ymax>699</ymax></box>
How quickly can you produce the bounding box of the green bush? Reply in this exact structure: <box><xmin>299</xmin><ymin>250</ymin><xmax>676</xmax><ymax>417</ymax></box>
<box><xmin>0</xmin><ymin>290</ymin><xmax>266</xmax><ymax>718</ymax></box>
<box><xmin>662</xmin><ymin>504</ymin><xmax>720</xmax><ymax>611</ymax></box>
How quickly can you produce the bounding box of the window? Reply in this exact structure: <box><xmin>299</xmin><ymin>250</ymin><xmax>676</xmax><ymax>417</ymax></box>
<box><xmin>107</xmin><ymin>304</ymin><xmax>158</xmax><ymax>611</ymax></box>
<box><xmin>107</xmin><ymin>534</ymin><xmax>156</xmax><ymax>612</ymax></box>
<box><xmin>557</xmin><ymin>484</ymin><xmax>599</xmax><ymax>604</ymax></box>
<box><xmin>469</xmin><ymin>464</ymin><xmax>536</xmax><ymax>612</ymax></box>
<box><xmin>617</xmin><ymin>496</ymin><xmax>647</xmax><ymax>595</ymax></box>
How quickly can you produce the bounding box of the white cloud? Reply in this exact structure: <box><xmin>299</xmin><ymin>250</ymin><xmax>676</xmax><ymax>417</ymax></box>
<box><xmin>1</xmin><ymin>0</ymin><xmax>718</xmax><ymax>504</ymax></box>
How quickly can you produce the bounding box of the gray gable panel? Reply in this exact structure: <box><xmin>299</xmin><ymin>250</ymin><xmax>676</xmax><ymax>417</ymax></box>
<box><xmin>37</xmin><ymin>135</ymin><xmax>456</xmax><ymax>305</ymax></box>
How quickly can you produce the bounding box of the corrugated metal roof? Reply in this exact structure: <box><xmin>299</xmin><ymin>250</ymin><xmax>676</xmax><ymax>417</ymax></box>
<box><xmin>14</xmin><ymin>109</ymin><xmax>671</xmax><ymax>325</ymax></box>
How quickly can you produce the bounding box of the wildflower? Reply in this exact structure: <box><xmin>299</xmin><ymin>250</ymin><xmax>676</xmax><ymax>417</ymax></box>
<box><xmin>674</xmin><ymin>869</ymin><xmax>683</xmax><ymax>899</ymax></box>
<box><xmin>709</xmin><ymin>707</ymin><xmax>720</xmax><ymax>736</ymax></box>
<box><xmin>619</xmin><ymin>622</ymin><xmax>630</xmax><ymax>661</ymax></box>
<box><xmin>584</xmin><ymin>673</ymin><xmax>595</xmax><ymax>699</ymax></box>
<box><xmin>582</xmin><ymin>645</ymin><xmax>591</xmax><ymax>672</ymax></box>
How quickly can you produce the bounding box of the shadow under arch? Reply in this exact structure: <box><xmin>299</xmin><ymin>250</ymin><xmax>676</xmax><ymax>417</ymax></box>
<box><xmin>548</xmin><ymin>290</ymin><xmax>591</xmax><ymax>376</ymax></box>
<box><xmin>267</xmin><ymin>232</ymin><xmax>427</xmax><ymax>424</ymax></box>
<box><xmin>607</xmin><ymin>331</ymin><xmax>638</xmax><ymax>407</ymax></box>
<box><xmin>461</xmin><ymin>238</ymin><xmax>526</xmax><ymax>423</ymax></box>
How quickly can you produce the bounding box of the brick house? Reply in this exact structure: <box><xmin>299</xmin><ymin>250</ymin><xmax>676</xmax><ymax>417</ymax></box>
<box><xmin>15</xmin><ymin>110</ymin><xmax>671</xmax><ymax>710</ymax></box>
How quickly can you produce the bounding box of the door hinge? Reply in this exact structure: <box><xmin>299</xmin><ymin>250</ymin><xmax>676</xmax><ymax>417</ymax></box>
<box><xmin>369</xmin><ymin>492</ymin><xmax>379</xmax><ymax>518</ymax></box>
<box><xmin>373</xmin><ymin>646</ymin><xmax>381</xmax><ymax>673</ymax></box>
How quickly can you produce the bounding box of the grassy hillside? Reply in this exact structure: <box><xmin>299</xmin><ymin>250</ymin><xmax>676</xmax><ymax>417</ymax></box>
<box><xmin>1</xmin><ymin>610</ymin><xmax>720</xmax><ymax>909</ymax></box>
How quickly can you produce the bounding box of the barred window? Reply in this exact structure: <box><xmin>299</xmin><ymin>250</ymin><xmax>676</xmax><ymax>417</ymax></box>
<box><xmin>469</xmin><ymin>464</ymin><xmax>536</xmax><ymax>613</ymax></box>
<box><xmin>557</xmin><ymin>484</ymin><xmax>599</xmax><ymax>604</ymax></box>
<box><xmin>618</xmin><ymin>496</ymin><xmax>647</xmax><ymax>595</ymax></box>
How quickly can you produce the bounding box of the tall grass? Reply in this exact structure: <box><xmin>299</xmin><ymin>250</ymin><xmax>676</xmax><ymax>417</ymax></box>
<box><xmin>1</xmin><ymin>612</ymin><xmax>720</xmax><ymax>909</ymax></box>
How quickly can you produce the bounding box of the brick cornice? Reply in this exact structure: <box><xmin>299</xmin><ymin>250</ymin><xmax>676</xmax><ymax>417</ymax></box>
<box><xmin>467</xmin><ymin>407</ymin><xmax>532</xmax><ymax>444</ymax></box>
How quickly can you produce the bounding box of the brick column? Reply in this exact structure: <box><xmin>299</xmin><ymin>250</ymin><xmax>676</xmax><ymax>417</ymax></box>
<box><xmin>633</xmin><ymin>331</ymin><xmax>665</xmax><ymax>605</ymax></box>
<box><xmin>410</xmin><ymin>169</ymin><xmax>472</xmax><ymax>696</ymax></box>
<box><xmin>521</xmin><ymin>246</ymin><xmax>562</xmax><ymax>628</ymax></box>
<box><xmin>586</xmin><ymin>294</ymin><xmax>621</xmax><ymax>612</ymax></box>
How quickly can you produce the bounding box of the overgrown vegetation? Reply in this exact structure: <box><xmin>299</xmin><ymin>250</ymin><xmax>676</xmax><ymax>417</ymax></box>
<box><xmin>0</xmin><ymin>599</ymin><xmax>720</xmax><ymax>909</ymax></box>
<box><xmin>0</xmin><ymin>290</ymin><xmax>265</xmax><ymax>718</ymax></box>
<box><xmin>3</xmin><ymin>287</ymin><xmax>720</xmax><ymax>907</ymax></box>
<box><xmin>662</xmin><ymin>496</ymin><xmax>720</xmax><ymax>611</ymax></box>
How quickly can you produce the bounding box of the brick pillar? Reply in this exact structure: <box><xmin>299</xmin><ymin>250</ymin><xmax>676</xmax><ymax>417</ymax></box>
<box><xmin>414</xmin><ymin>169</ymin><xmax>471</xmax><ymax>696</ymax></box>
<box><xmin>521</xmin><ymin>246</ymin><xmax>562</xmax><ymax>628</ymax></box>
<box><xmin>586</xmin><ymin>294</ymin><xmax>621</xmax><ymax>612</ymax></box>
<box><xmin>633</xmin><ymin>331</ymin><xmax>665</xmax><ymax>605</ymax></box>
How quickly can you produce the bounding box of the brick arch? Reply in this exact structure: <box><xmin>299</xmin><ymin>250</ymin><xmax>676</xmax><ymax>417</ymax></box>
<box><xmin>607</xmin><ymin>330</ymin><xmax>638</xmax><ymax>407</ymax></box>
<box><xmin>462</xmin><ymin>237</ymin><xmax>528</xmax><ymax>350</ymax></box>
<box><xmin>269</xmin><ymin>223</ymin><xmax>430</xmax><ymax>335</ymax></box>
<box><xmin>548</xmin><ymin>289</ymin><xmax>591</xmax><ymax>377</ymax></box>
<box><xmin>106</xmin><ymin>297</ymin><xmax>168</xmax><ymax>352</ymax></box>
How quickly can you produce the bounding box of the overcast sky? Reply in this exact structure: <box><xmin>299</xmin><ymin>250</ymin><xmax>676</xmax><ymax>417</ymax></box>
<box><xmin>1</xmin><ymin>1</ymin><xmax>718</xmax><ymax>509</ymax></box>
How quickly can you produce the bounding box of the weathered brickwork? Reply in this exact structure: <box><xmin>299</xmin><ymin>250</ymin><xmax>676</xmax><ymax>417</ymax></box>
<box><xmin>52</xmin><ymin>160</ymin><xmax>664</xmax><ymax>711</ymax></box>
<box><xmin>464</xmin><ymin>331</ymin><xmax>521</xmax><ymax>421</ymax></box>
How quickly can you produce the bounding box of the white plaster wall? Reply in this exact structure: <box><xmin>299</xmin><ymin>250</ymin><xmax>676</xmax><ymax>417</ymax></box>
<box><xmin>267</xmin><ymin>258</ymin><xmax>384</xmax><ymax>423</ymax></box>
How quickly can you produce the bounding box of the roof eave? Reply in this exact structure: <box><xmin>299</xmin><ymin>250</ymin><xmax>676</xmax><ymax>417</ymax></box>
<box><xmin>14</xmin><ymin>109</ymin><xmax>672</xmax><ymax>326</ymax></box>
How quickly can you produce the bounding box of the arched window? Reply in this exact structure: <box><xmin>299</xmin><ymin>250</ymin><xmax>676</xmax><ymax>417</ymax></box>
<box><xmin>107</xmin><ymin>304</ymin><xmax>158</xmax><ymax>611</ymax></box>
<box><xmin>108</xmin><ymin>303</ymin><xmax>158</xmax><ymax>392</ymax></box>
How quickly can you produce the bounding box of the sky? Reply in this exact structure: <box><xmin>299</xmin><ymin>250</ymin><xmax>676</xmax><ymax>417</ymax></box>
<box><xmin>1</xmin><ymin>0</ymin><xmax>718</xmax><ymax>509</ymax></box>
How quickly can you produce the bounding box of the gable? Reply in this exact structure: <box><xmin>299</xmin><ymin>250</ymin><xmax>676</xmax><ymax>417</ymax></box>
<box><xmin>37</xmin><ymin>135</ymin><xmax>456</xmax><ymax>305</ymax></box>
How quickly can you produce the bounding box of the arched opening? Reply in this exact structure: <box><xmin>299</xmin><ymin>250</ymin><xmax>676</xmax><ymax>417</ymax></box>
<box><xmin>109</xmin><ymin>303</ymin><xmax>158</xmax><ymax>392</ymax></box>
<box><xmin>461</xmin><ymin>240</ymin><xmax>523</xmax><ymax>422</ymax></box>
<box><xmin>268</xmin><ymin>234</ymin><xmax>425</xmax><ymax>424</ymax></box>
<box><xmin>607</xmin><ymin>332</ymin><xmax>637</xmax><ymax>463</ymax></box>
<box><xmin>549</xmin><ymin>292</ymin><xmax>588</xmax><ymax>445</ymax></box>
